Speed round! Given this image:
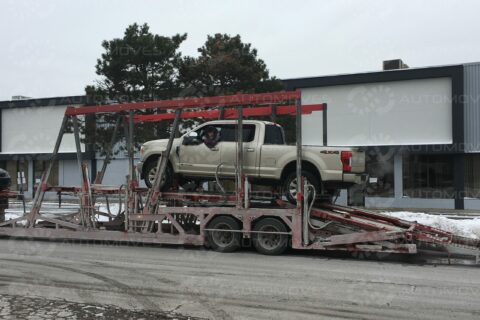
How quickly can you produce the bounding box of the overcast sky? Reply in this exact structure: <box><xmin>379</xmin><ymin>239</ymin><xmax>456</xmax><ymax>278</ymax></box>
<box><xmin>1</xmin><ymin>0</ymin><xmax>479</xmax><ymax>101</ymax></box>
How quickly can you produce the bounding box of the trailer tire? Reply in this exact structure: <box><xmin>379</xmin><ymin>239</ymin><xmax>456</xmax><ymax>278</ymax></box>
<box><xmin>206</xmin><ymin>216</ymin><xmax>241</xmax><ymax>253</ymax></box>
<box><xmin>143</xmin><ymin>159</ymin><xmax>173</xmax><ymax>191</ymax></box>
<box><xmin>252</xmin><ymin>218</ymin><xmax>289</xmax><ymax>255</ymax></box>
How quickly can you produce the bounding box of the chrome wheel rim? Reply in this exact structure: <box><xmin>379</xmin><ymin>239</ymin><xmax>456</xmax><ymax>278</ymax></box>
<box><xmin>148</xmin><ymin>166</ymin><xmax>166</xmax><ymax>187</ymax></box>
<box><xmin>288</xmin><ymin>177</ymin><xmax>311</xmax><ymax>199</ymax></box>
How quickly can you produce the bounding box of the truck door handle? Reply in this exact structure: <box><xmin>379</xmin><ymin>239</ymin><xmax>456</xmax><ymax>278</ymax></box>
<box><xmin>211</xmin><ymin>147</ymin><xmax>219</xmax><ymax>151</ymax></box>
<box><xmin>246</xmin><ymin>148</ymin><xmax>255</xmax><ymax>152</ymax></box>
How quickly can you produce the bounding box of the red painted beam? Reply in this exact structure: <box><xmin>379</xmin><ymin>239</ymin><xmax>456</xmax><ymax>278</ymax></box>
<box><xmin>132</xmin><ymin>104</ymin><xmax>325</xmax><ymax>123</ymax></box>
<box><xmin>310</xmin><ymin>208</ymin><xmax>383</xmax><ymax>232</ymax></box>
<box><xmin>65</xmin><ymin>91</ymin><xmax>301</xmax><ymax>116</ymax></box>
<box><xmin>0</xmin><ymin>190</ymin><xmax>19</xmax><ymax>199</ymax></box>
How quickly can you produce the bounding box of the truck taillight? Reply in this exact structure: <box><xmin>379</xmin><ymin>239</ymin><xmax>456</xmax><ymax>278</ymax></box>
<box><xmin>140</xmin><ymin>145</ymin><xmax>145</xmax><ymax>157</ymax></box>
<box><xmin>341</xmin><ymin>151</ymin><xmax>352</xmax><ymax>172</ymax></box>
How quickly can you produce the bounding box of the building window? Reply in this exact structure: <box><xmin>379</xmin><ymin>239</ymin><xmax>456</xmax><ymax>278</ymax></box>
<box><xmin>33</xmin><ymin>160</ymin><xmax>59</xmax><ymax>186</ymax></box>
<box><xmin>403</xmin><ymin>155</ymin><xmax>454</xmax><ymax>199</ymax></box>
<box><xmin>465</xmin><ymin>154</ymin><xmax>480</xmax><ymax>199</ymax></box>
<box><xmin>365</xmin><ymin>151</ymin><xmax>394</xmax><ymax>197</ymax></box>
<box><xmin>0</xmin><ymin>160</ymin><xmax>29</xmax><ymax>191</ymax></box>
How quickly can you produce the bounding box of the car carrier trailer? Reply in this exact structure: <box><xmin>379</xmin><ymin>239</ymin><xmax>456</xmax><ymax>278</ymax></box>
<box><xmin>0</xmin><ymin>91</ymin><xmax>478</xmax><ymax>264</ymax></box>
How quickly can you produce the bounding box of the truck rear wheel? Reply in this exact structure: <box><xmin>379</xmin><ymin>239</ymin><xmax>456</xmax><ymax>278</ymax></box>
<box><xmin>206</xmin><ymin>216</ymin><xmax>241</xmax><ymax>252</ymax></box>
<box><xmin>282</xmin><ymin>170</ymin><xmax>319</xmax><ymax>204</ymax></box>
<box><xmin>252</xmin><ymin>218</ymin><xmax>289</xmax><ymax>255</ymax></box>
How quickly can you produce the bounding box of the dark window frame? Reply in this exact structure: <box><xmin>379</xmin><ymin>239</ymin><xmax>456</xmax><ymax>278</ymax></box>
<box><xmin>365</xmin><ymin>152</ymin><xmax>394</xmax><ymax>198</ymax></box>
<box><xmin>33</xmin><ymin>160</ymin><xmax>59</xmax><ymax>187</ymax></box>
<box><xmin>403</xmin><ymin>154</ymin><xmax>454</xmax><ymax>199</ymax></box>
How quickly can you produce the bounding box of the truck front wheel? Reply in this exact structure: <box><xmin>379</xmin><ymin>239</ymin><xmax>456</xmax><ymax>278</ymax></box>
<box><xmin>282</xmin><ymin>170</ymin><xmax>320</xmax><ymax>204</ymax></box>
<box><xmin>143</xmin><ymin>159</ymin><xmax>173</xmax><ymax>191</ymax></box>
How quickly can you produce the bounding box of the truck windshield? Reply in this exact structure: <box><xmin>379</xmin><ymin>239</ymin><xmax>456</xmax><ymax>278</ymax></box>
<box><xmin>264</xmin><ymin>125</ymin><xmax>285</xmax><ymax>145</ymax></box>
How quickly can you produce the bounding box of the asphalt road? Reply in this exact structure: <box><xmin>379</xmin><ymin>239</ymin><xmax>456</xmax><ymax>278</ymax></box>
<box><xmin>0</xmin><ymin>239</ymin><xmax>479</xmax><ymax>320</ymax></box>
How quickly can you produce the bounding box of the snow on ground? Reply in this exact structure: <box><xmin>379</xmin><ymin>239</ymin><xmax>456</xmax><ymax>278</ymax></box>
<box><xmin>4</xmin><ymin>202</ymin><xmax>81</xmax><ymax>223</ymax></box>
<box><xmin>4</xmin><ymin>201</ymin><xmax>123</xmax><ymax>223</ymax></box>
<box><xmin>381</xmin><ymin>211</ymin><xmax>480</xmax><ymax>239</ymax></box>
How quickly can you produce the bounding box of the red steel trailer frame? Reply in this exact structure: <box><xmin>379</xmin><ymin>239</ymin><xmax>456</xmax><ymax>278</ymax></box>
<box><xmin>0</xmin><ymin>91</ymin><xmax>478</xmax><ymax>263</ymax></box>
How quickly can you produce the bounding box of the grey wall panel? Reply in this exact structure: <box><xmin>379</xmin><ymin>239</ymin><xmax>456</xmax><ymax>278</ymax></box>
<box><xmin>95</xmin><ymin>158</ymin><xmax>142</xmax><ymax>186</ymax></box>
<box><xmin>464</xmin><ymin>63</ymin><xmax>480</xmax><ymax>152</ymax></box>
<box><xmin>61</xmin><ymin>160</ymin><xmax>82</xmax><ymax>185</ymax></box>
<box><xmin>1</xmin><ymin>105</ymin><xmax>84</xmax><ymax>154</ymax></box>
<box><xmin>464</xmin><ymin>199</ymin><xmax>480</xmax><ymax>210</ymax></box>
<box><xmin>301</xmin><ymin>78</ymin><xmax>453</xmax><ymax>146</ymax></box>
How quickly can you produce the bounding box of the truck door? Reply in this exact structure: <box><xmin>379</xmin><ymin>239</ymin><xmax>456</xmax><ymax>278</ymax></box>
<box><xmin>218</xmin><ymin>124</ymin><xmax>259</xmax><ymax>177</ymax></box>
<box><xmin>259</xmin><ymin>124</ymin><xmax>287</xmax><ymax>179</ymax></box>
<box><xmin>177</xmin><ymin>125</ymin><xmax>221</xmax><ymax>176</ymax></box>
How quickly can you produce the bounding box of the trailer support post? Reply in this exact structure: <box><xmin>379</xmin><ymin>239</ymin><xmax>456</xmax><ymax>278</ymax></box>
<box><xmin>73</xmin><ymin>115</ymin><xmax>93</xmax><ymax>228</ymax></box>
<box><xmin>271</xmin><ymin>104</ymin><xmax>277</xmax><ymax>123</ymax></box>
<box><xmin>295</xmin><ymin>97</ymin><xmax>302</xmax><ymax>209</ymax></box>
<box><xmin>72</xmin><ymin>116</ymin><xmax>83</xmax><ymax>175</ymax></box>
<box><xmin>236</xmin><ymin>106</ymin><xmax>244</xmax><ymax>209</ymax></box>
<box><xmin>143</xmin><ymin>109</ymin><xmax>182</xmax><ymax>215</ymax></box>
<box><xmin>95</xmin><ymin>116</ymin><xmax>122</xmax><ymax>184</ymax></box>
<box><xmin>323</xmin><ymin>104</ymin><xmax>328</xmax><ymax>146</ymax></box>
<box><xmin>128</xmin><ymin>110</ymin><xmax>136</xmax><ymax>182</ymax></box>
<box><xmin>295</xmin><ymin>96</ymin><xmax>308</xmax><ymax>246</ymax></box>
<box><xmin>27</xmin><ymin>115</ymin><xmax>69</xmax><ymax>227</ymax></box>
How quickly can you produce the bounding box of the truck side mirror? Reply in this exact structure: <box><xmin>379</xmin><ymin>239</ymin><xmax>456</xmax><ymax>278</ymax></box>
<box><xmin>183</xmin><ymin>131</ymin><xmax>200</xmax><ymax>145</ymax></box>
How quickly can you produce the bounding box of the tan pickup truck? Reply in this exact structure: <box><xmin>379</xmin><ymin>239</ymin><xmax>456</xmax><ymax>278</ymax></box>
<box><xmin>138</xmin><ymin>120</ymin><xmax>366</xmax><ymax>203</ymax></box>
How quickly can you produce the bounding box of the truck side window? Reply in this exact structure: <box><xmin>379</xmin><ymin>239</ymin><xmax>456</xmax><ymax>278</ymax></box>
<box><xmin>264</xmin><ymin>125</ymin><xmax>285</xmax><ymax>145</ymax></box>
<box><xmin>196</xmin><ymin>125</ymin><xmax>221</xmax><ymax>140</ymax></box>
<box><xmin>218</xmin><ymin>124</ymin><xmax>256</xmax><ymax>142</ymax></box>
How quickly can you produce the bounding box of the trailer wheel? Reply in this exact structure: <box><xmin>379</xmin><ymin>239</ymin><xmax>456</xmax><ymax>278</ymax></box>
<box><xmin>252</xmin><ymin>218</ymin><xmax>289</xmax><ymax>255</ymax></box>
<box><xmin>207</xmin><ymin>216</ymin><xmax>241</xmax><ymax>253</ymax></box>
<box><xmin>143</xmin><ymin>159</ymin><xmax>172</xmax><ymax>191</ymax></box>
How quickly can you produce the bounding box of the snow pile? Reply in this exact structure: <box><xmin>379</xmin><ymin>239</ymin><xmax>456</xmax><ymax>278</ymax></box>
<box><xmin>97</xmin><ymin>203</ymin><xmax>122</xmax><ymax>214</ymax></box>
<box><xmin>5</xmin><ymin>212</ymin><xmax>23</xmax><ymax>222</ymax></box>
<box><xmin>381</xmin><ymin>211</ymin><xmax>480</xmax><ymax>239</ymax></box>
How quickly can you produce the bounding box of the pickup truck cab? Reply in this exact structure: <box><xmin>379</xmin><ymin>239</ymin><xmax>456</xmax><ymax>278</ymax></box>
<box><xmin>138</xmin><ymin>120</ymin><xmax>366</xmax><ymax>203</ymax></box>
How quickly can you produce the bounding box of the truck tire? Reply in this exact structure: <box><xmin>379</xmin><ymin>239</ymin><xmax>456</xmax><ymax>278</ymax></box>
<box><xmin>143</xmin><ymin>159</ymin><xmax>173</xmax><ymax>191</ymax></box>
<box><xmin>206</xmin><ymin>216</ymin><xmax>241</xmax><ymax>253</ymax></box>
<box><xmin>252</xmin><ymin>218</ymin><xmax>289</xmax><ymax>255</ymax></box>
<box><xmin>282</xmin><ymin>170</ymin><xmax>320</xmax><ymax>204</ymax></box>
